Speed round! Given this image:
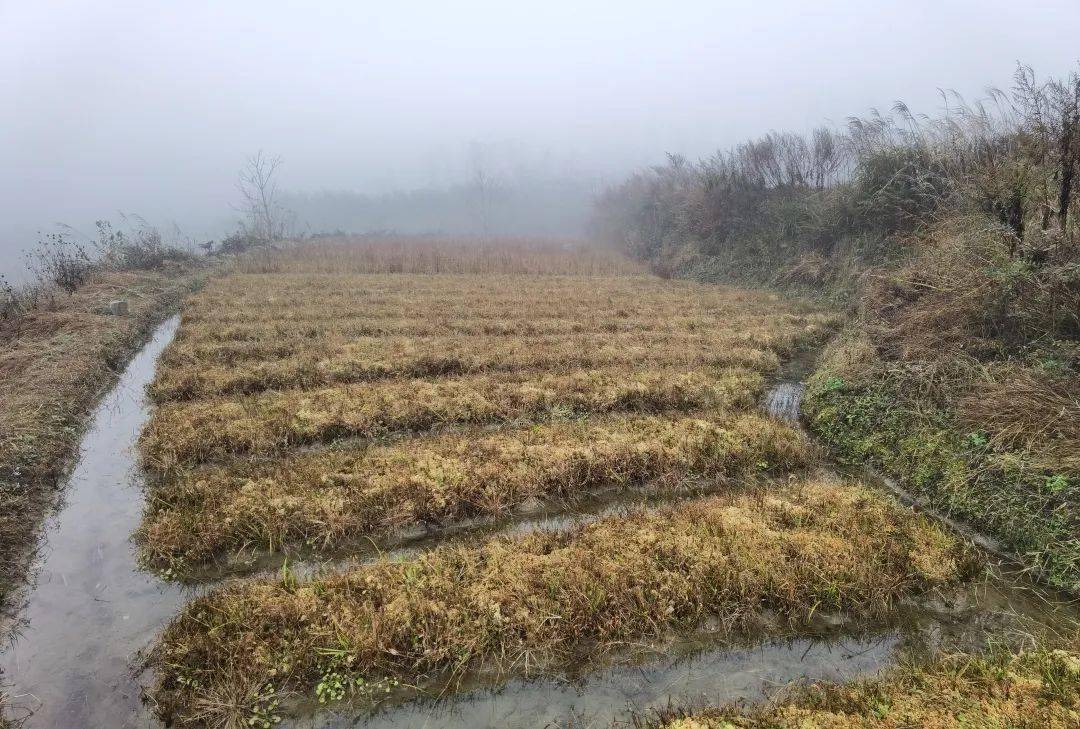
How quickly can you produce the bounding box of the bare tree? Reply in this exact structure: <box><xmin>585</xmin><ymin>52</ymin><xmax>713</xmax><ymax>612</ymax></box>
<box><xmin>469</xmin><ymin>142</ymin><xmax>496</xmax><ymax>237</ymax></box>
<box><xmin>236</xmin><ymin>151</ymin><xmax>293</xmax><ymax>240</ymax></box>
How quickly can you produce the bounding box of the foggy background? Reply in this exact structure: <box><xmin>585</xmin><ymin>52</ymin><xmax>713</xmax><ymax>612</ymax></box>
<box><xmin>3</xmin><ymin>1</ymin><xmax>1079</xmax><ymax>279</ymax></box>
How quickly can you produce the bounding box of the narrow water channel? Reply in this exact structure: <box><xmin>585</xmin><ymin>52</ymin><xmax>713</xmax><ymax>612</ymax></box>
<box><xmin>0</xmin><ymin>317</ymin><xmax>193</xmax><ymax>728</ymax></box>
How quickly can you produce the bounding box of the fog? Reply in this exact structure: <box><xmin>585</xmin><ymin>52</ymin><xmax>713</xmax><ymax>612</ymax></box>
<box><xmin>3</xmin><ymin>1</ymin><xmax>1079</xmax><ymax>279</ymax></box>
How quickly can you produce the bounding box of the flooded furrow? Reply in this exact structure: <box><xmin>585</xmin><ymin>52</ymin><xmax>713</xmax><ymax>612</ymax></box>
<box><xmin>0</xmin><ymin>316</ymin><xmax>197</xmax><ymax>728</ymax></box>
<box><xmin>305</xmin><ymin>633</ymin><xmax>900</xmax><ymax>728</ymax></box>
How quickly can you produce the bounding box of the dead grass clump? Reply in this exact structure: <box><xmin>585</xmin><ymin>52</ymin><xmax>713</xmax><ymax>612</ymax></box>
<box><xmin>138</xmin><ymin>413</ymin><xmax>810</xmax><ymax>572</ymax></box>
<box><xmin>150</xmin><ymin>479</ymin><xmax>972</xmax><ymax>726</ymax></box>
<box><xmin>140</xmin><ymin>366</ymin><xmax>764</xmax><ymax>471</ymax></box>
<box><xmin>656</xmin><ymin>647</ymin><xmax>1080</xmax><ymax>728</ymax></box>
<box><xmin>864</xmin><ymin>217</ymin><xmax>1079</xmax><ymax>363</ymax></box>
<box><xmin>957</xmin><ymin>365</ymin><xmax>1080</xmax><ymax>475</ymax></box>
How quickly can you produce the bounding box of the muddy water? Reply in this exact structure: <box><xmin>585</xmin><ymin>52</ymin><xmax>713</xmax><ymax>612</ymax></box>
<box><xmin>764</xmin><ymin>381</ymin><xmax>804</xmax><ymax>422</ymax></box>
<box><xmin>305</xmin><ymin>634</ymin><xmax>899</xmax><ymax>729</ymax></box>
<box><xmin>1</xmin><ymin>327</ymin><xmax>1076</xmax><ymax>729</ymax></box>
<box><xmin>0</xmin><ymin>317</ymin><xmax>195</xmax><ymax>728</ymax></box>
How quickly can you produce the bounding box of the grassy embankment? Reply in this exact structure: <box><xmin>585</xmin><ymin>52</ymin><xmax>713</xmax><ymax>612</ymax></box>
<box><xmin>651</xmin><ymin>647</ymin><xmax>1080</xmax><ymax>728</ymax></box>
<box><xmin>802</xmin><ymin>228</ymin><xmax>1078</xmax><ymax>587</ymax></box>
<box><xmin>0</xmin><ymin>269</ymin><xmax>202</xmax><ymax>615</ymax></box>
<box><xmin>134</xmin><ymin>245</ymin><xmax>972</xmax><ymax>725</ymax></box>
<box><xmin>592</xmin><ymin>66</ymin><xmax>1079</xmax><ymax>591</ymax></box>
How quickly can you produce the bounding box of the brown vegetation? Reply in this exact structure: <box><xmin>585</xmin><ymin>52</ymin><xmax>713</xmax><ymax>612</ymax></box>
<box><xmin>232</xmin><ymin>236</ymin><xmax>645</xmax><ymax>275</ymax></box>
<box><xmin>957</xmin><ymin>365</ymin><xmax>1080</xmax><ymax>474</ymax></box>
<box><xmin>150</xmin><ymin>479</ymin><xmax>971</xmax><ymax>726</ymax></box>
<box><xmin>141</xmin><ymin>365</ymin><xmax>765</xmax><ymax>471</ymax></box>
<box><xmin>138</xmin><ymin>412</ymin><xmax>810</xmax><ymax>572</ymax></box>
<box><xmin>149</xmin><ymin>331</ymin><xmax>787</xmax><ymax>402</ymax></box>
<box><xmin>596</xmin><ymin>64</ymin><xmax>1080</xmax><ymax>590</ymax></box>
<box><xmin>138</xmin><ymin>246</ymin><xmax>971</xmax><ymax>727</ymax></box>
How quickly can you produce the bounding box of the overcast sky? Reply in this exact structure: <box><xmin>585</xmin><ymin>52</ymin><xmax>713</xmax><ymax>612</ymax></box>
<box><xmin>3</xmin><ymin>1</ymin><xmax>1080</xmax><ymax>278</ymax></box>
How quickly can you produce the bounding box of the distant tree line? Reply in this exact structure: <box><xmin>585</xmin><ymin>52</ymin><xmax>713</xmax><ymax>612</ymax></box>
<box><xmin>280</xmin><ymin>175</ymin><xmax>601</xmax><ymax>239</ymax></box>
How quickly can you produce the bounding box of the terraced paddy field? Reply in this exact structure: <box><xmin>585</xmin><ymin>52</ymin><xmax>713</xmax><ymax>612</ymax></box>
<box><xmin>129</xmin><ymin>255</ymin><xmax>1076</xmax><ymax>728</ymax></box>
<box><xmin>140</xmin><ymin>273</ymin><xmax>839</xmax><ymax>575</ymax></box>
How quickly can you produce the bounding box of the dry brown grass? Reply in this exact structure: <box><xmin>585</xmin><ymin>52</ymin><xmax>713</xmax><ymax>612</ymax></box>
<box><xmin>957</xmin><ymin>365</ymin><xmax>1080</xmax><ymax>475</ymax></box>
<box><xmin>656</xmin><ymin>647</ymin><xmax>1080</xmax><ymax>728</ymax></box>
<box><xmin>150</xmin><ymin>331</ymin><xmax>787</xmax><ymax>402</ymax></box>
<box><xmin>149</xmin><ymin>478</ymin><xmax>972</xmax><ymax>727</ymax></box>
<box><xmin>168</xmin><ymin>274</ymin><xmax>836</xmax><ymax>350</ymax></box>
<box><xmin>864</xmin><ymin>218</ymin><xmax>1079</xmax><ymax>363</ymax></box>
<box><xmin>178</xmin><ymin>274</ymin><xmax>826</xmax><ymax>326</ymax></box>
<box><xmin>172</xmin><ymin>314</ymin><xmax>729</xmax><ymax>345</ymax></box>
<box><xmin>137</xmin><ymin>251</ymin><xmax>859</xmax><ymax>725</ymax></box>
<box><xmin>231</xmin><ymin>236</ymin><xmax>646</xmax><ymax>275</ymax></box>
<box><xmin>140</xmin><ymin>365</ymin><xmax>765</xmax><ymax>471</ymax></box>
<box><xmin>138</xmin><ymin>412</ymin><xmax>810</xmax><ymax>572</ymax></box>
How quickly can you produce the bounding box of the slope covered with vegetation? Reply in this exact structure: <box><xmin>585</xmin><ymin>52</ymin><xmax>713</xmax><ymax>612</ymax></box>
<box><xmin>592</xmin><ymin>65</ymin><xmax>1079</xmax><ymax>590</ymax></box>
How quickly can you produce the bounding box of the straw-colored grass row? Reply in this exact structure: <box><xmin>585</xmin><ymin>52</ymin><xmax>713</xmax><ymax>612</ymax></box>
<box><xmin>140</xmin><ymin>365</ymin><xmax>764</xmax><ymax>471</ymax></box>
<box><xmin>138</xmin><ymin>412</ymin><xmax>810</xmax><ymax>572</ymax></box>
<box><xmin>232</xmin><ymin>236</ymin><xmax>647</xmax><ymax>275</ymax></box>
<box><xmin>181</xmin><ymin>273</ymin><xmax>797</xmax><ymax>315</ymax></box>
<box><xmin>151</xmin><ymin>331</ymin><xmax>786</xmax><ymax>401</ymax></box>
<box><xmin>169</xmin><ymin>311</ymin><xmax>836</xmax><ymax>355</ymax></box>
<box><xmin>149</xmin><ymin>478</ymin><xmax>972</xmax><ymax>726</ymax></box>
<box><xmin>179</xmin><ymin>303</ymin><xmax>825</xmax><ymax>329</ymax></box>
<box><xmin>171</xmin><ymin>315</ymin><xmax>731</xmax><ymax>345</ymax></box>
